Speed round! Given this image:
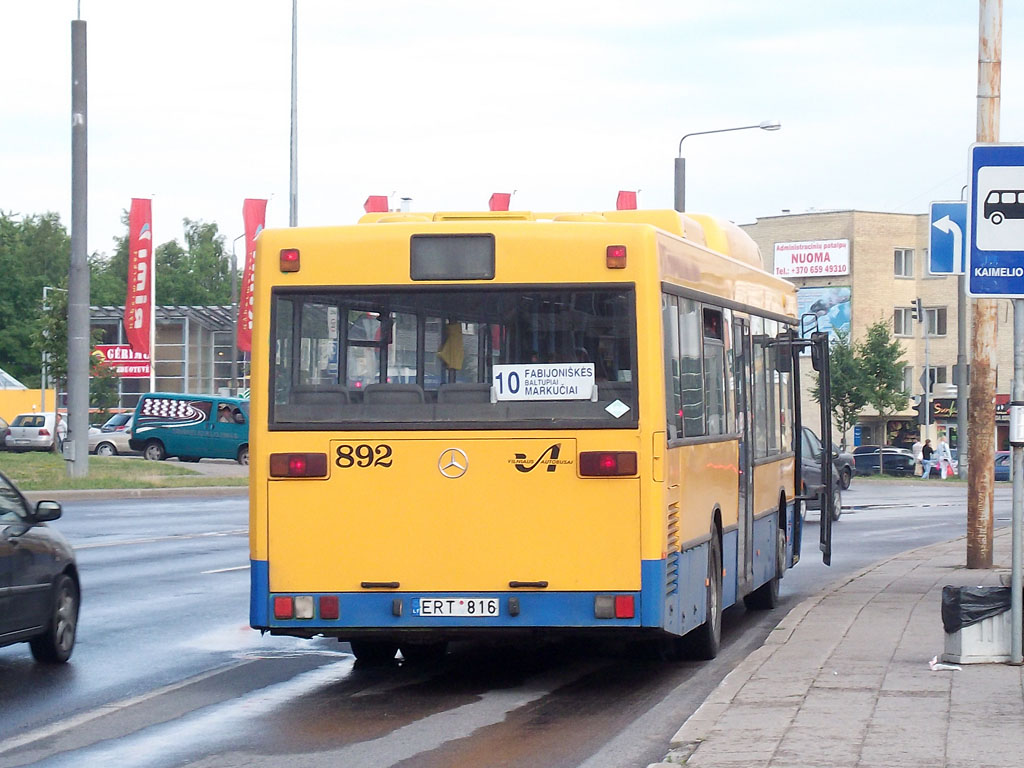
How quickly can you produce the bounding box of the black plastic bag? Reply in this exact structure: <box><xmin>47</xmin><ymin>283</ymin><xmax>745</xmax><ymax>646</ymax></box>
<box><xmin>941</xmin><ymin>585</ymin><xmax>1011</xmax><ymax>634</ymax></box>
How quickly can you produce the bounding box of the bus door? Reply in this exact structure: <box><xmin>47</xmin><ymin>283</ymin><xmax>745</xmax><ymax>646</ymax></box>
<box><xmin>732</xmin><ymin>318</ymin><xmax>754</xmax><ymax>594</ymax></box>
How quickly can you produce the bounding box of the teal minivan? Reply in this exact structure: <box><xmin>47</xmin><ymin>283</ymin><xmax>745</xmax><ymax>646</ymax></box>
<box><xmin>129</xmin><ymin>393</ymin><xmax>249</xmax><ymax>464</ymax></box>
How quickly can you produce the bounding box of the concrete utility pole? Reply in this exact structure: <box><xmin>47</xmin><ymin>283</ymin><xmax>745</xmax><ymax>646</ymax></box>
<box><xmin>967</xmin><ymin>0</ymin><xmax>1000</xmax><ymax>569</ymax></box>
<box><xmin>67</xmin><ymin>16</ymin><xmax>89</xmax><ymax>478</ymax></box>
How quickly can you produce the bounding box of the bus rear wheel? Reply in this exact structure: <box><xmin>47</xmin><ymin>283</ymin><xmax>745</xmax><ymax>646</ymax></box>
<box><xmin>349</xmin><ymin>639</ymin><xmax>398</xmax><ymax>665</ymax></box>
<box><xmin>682</xmin><ymin>533</ymin><xmax>722</xmax><ymax>660</ymax></box>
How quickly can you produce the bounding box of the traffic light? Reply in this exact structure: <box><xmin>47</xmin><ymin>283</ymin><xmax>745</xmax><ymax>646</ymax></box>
<box><xmin>911</xmin><ymin>297</ymin><xmax>923</xmax><ymax>321</ymax></box>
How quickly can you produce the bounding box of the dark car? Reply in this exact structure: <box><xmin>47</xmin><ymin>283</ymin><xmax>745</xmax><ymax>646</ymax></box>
<box><xmin>801</xmin><ymin>427</ymin><xmax>854</xmax><ymax>490</ymax></box>
<box><xmin>801</xmin><ymin>427</ymin><xmax>842</xmax><ymax>521</ymax></box>
<box><xmin>0</xmin><ymin>470</ymin><xmax>80</xmax><ymax>663</ymax></box>
<box><xmin>995</xmin><ymin>451</ymin><xmax>1010</xmax><ymax>482</ymax></box>
<box><xmin>852</xmin><ymin>445</ymin><xmax>917</xmax><ymax>477</ymax></box>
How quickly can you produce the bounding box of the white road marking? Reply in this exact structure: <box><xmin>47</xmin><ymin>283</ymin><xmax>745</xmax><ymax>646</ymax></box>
<box><xmin>75</xmin><ymin>529</ymin><xmax>247</xmax><ymax>550</ymax></box>
<box><xmin>201</xmin><ymin>565</ymin><xmax>250</xmax><ymax>574</ymax></box>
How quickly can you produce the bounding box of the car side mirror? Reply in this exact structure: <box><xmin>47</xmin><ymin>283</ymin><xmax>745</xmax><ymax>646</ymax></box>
<box><xmin>34</xmin><ymin>500</ymin><xmax>62</xmax><ymax>522</ymax></box>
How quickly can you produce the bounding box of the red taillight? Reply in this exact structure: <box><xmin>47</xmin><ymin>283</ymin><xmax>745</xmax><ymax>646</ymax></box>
<box><xmin>269</xmin><ymin>452</ymin><xmax>328</xmax><ymax>478</ymax></box>
<box><xmin>614</xmin><ymin>595</ymin><xmax>635</xmax><ymax>619</ymax></box>
<box><xmin>38</xmin><ymin>428</ymin><xmax>51</xmax><ymax>436</ymax></box>
<box><xmin>606</xmin><ymin>245</ymin><xmax>627</xmax><ymax>269</ymax></box>
<box><xmin>320</xmin><ymin>595</ymin><xmax>339</xmax><ymax>620</ymax></box>
<box><xmin>280</xmin><ymin>248</ymin><xmax>300</xmax><ymax>272</ymax></box>
<box><xmin>579</xmin><ymin>451</ymin><xmax>637</xmax><ymax>476</ymax></box>
<box><xmin>273</xmin><ymin>596</ymin><xmax>294</xmax><ymax>620</ymax></box>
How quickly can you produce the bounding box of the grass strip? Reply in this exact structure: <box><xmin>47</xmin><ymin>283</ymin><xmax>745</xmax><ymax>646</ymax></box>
<box><xmin>0</xmin><ymin>451</ymin><xmax>247</xmax><ymax>490</ymax></box>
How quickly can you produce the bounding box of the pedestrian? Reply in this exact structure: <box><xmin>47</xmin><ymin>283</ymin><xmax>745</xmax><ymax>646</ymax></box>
<box><xmin>919</xmin><ymin>439</ymin><xmax>933</xmax><ymax>479</ymax></box>
<box><xmin>934</xmin><ymin>435</ymin><xmax>953</xmax><ymax>479</ymax></box>
<box><xmin>912</xmin><ymin>435</ymin><xmax>924</xmax><ymax>476</ymax></box>
<box><xmin>54</xmin><ymin>411</ymin><xmax>67</xmax><ymax>453</ymax></box>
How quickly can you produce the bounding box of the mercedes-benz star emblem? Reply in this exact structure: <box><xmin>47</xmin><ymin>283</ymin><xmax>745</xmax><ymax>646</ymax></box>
<box><xmin>438</xmin><ymin>448</ymin><xmax>468</xmax><ymax>479</ymax></box>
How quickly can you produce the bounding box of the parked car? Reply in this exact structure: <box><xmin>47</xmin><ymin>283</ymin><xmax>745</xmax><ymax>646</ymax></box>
<box><xmin>0</xmin><ymin>470</ymin><xmax>80</xmax><ymax>663</ymax></box>
<box><xmin>852</xmin><ymin>445</ymin><xmax>917</xmax><ymax>476</ymax></box>
<box><xmin>88</xmin><ymin>414</ymin><xmax>137</xmax><ymax>456</ymax></box>
<box><xmin>995</xmin><ymin>451</ymin><xmax>1011</xmax><ymax>482</ymax></box>
<box><xmin>801</xmin><ymin>427</ymin><xmax>854</xmax><ymax>490</ymax></box>
<box><xmin>129</xmin><ymin>393</ymin><xmax>249</xmax><ymax>465</ymax></box>
<box><xmin>0</xmin><ymin>416</ymin><xmax>9</xmax><ymax>450</ymax></box>
<box><xmin>801</xmin><ymin>428</ymin><xmax>842</xmax><ymax>521</ymax></box>
<box><xmin>4</xmin><ymin>412</ymin><xmax>57</xmax><ymax>451</ymax></box>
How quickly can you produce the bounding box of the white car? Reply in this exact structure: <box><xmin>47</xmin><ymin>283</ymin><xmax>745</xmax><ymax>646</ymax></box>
<box><xmin>4</xmin><ymin>412</ymin><xmax>58</xmax><ymax>451</ymax></box>
<box><xmin>89</xmin><ymin>414</ymin><xmax>137</xmax><ymax>456</ymax></box>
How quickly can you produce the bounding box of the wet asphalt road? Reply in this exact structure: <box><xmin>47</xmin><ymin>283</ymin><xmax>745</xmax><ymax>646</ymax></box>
<box><xmin>0</xmin><ymin>480</ymin><xmax>1011</xmax><ymax>767</ymax></box>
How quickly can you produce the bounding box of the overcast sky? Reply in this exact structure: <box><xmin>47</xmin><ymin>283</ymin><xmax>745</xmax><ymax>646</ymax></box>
<box><xmin>2</xmin><ymin>1</ymin><xmax>1023</xmax><ymax>259</ymax></box>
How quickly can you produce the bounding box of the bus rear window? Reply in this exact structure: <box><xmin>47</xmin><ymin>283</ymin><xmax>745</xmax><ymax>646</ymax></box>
<box><xmin>270</xmin><ymin>286</ymin><xmax>637</xmax><ymax>429</ymax></box>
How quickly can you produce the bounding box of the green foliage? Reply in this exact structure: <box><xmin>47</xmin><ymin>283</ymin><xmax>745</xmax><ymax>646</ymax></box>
<box><xmin>811</xmin><ymin>329</ymin><xmax>868</xmax><ymax>448</ymax></box>
<box><xmin>858</xmin><ymin>320</ymin><xmax>908</xmax><ymax>429</ymax></box>
<box><xmin>0</xmin><ymin>212</ymin><xmax>72</xmax><ymax>385</ymax></box>
<box><xmin>89</xmin><ymin>358</ymin><xmax>120</xmax><ymax>418</ymax></box>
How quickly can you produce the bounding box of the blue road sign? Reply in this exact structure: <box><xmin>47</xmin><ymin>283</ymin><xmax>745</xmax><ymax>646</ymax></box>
<box><xmin>968</xmin><ymin>143</ymin><xmax>1024</xmax><ymax>297</ymax></box>
<box><xmin>929</xmin><ymin>201</ymin><xmax>967</xmax><ymax>274</ymax></box>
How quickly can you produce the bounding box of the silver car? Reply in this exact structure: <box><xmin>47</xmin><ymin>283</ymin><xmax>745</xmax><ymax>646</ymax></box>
<box><xmin>4</xmin><ymin>412</ymin><xmax>57</xmax><ymax>451</ymax></box>
<box><xmin>89</xmin><ymin>414</ymin><xmax>136</xmax><ymax>456</ymax></box>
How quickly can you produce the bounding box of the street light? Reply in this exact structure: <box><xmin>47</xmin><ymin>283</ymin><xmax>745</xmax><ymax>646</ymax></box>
<box><xmin>674</xmin><ymin>120</ymin><xmax>781</xmax><ymax>212</ymax></box>
<box><xmin>230</xmin><ymin>233</ymin><xmax>245</xmax><ymax>396</ymax></box>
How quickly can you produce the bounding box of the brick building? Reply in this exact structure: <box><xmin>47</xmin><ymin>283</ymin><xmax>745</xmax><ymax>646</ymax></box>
<box><xmin>741</xmin><ymin>210</ymin><xmax>1014</xmax><ymax>450</ymax></box>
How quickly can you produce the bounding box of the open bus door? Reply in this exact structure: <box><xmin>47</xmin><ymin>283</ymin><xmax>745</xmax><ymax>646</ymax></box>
<box><xmin>792</xmin><ymin>325</ymin><xmax>833</xmax><ymax>566</ymax></box>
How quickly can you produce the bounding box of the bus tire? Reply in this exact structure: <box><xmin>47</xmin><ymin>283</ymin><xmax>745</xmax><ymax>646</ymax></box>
<box><xmin>144</xmin><ymin>440</ymin><xmax>166</xmax><ymax>461</ymax></box>
<box><xmin>744</xmin><ymin>526</ymin><xmax>785</xmax><ymax>610</ymax></box>
<box><xmin>400</xmin><ymin>641</ymin><xmax>448</xmax><ymax>664</ymax></box>
<box><xmin>349</xmin><ymin>639</ymin><xmax>398</xmax><ymax>665</ymax></box>
<box><xmin>683</xmin><ymin>533</ymin><xmax>722</xmax><ymax>660</ymax></box>
<box><xmin>991</xmin><ymin>212</ymin><xmax>1004</xmax><ymax>225</ymax></box>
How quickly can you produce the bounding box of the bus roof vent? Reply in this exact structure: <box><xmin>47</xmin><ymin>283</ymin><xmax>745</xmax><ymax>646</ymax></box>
<box><xmin>552</xmin><ymin>213</ymin><xmax>607</xmax><ymax>223</ymax></box>
<box><xmin>372</xmin><ymin>214</ymin><xmax>432</xmax><ymax>224</ymax></box>
<box><xmin>433</xmin><ymin>211</ymin><xmax>535</xmax><ymax>222</ymax></box>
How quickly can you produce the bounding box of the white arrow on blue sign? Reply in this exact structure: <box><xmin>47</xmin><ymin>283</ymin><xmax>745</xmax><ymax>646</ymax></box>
<box><xmin>967</xmin><ymin>143</ymin><xmax>1024</xmax><ymax>297</ymax></box>
<box><xmin>929</xmin><ymin>201</ymin><xmax>967</xmax><ymax>275</ymax></box>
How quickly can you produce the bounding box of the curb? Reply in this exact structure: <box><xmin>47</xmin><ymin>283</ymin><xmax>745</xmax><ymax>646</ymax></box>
<box><xmin>24</xmin><ymin>486</ymin><xmax>248</xmax><ymax>503</ymax></box>
<box><xmin>652</xmin><ymin>532</ymin><xmax>979</xmax><ymax>767</ymax></box>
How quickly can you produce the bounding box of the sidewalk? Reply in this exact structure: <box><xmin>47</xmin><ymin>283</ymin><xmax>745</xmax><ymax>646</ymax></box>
<box><xmin>655</xmin><ymin>528</ymin><xmax>1024</xmax><ymax>768</ymax></box>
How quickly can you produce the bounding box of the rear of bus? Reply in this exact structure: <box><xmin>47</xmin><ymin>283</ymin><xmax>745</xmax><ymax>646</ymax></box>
<box><xmin>249</xmin><ymin>215</ymin><xmax>664</xmax><ymax>658</ymax></box>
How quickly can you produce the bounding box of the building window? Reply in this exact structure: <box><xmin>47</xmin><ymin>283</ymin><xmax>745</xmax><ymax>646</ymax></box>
<box><xmin>902</xmin><ymin>365</ymin><xmax>913</xmax><ymax>394</ymax></box>
<box><xmin>925</xmin><ymin>307</ymin><xmax>947</xmax><ymax>337</ymax></box>
<box><xmin>893</xmin><ymin>307</ymin><xmax>914</xmax><ymax>337</ymax></box>
<box><xmin>894</xmin><ymin>248</ymin><xmax>914</xmax><ymax>278</ymax></box>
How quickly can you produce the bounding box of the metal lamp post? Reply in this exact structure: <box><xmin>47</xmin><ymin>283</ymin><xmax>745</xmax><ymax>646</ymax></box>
<box><xmin>230</xmin><ymin>233</ymin><xmax>245</xmax><ymax>396</ymax></box>
<box><xmin>674</xmin><ymin>120</ymin><xmax>781</xmax><ymax>212</ymax></box>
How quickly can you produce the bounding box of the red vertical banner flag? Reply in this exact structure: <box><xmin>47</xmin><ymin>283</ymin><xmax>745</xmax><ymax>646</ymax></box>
<box><xmin>238</xmin><ymin>199</ymin><xmax>268</xmax><ymax>352</ymax></box>
<box><xmin>124</xmin><ymin>198</ymin><xmax>153</xmax><ymax>355</ymax></box>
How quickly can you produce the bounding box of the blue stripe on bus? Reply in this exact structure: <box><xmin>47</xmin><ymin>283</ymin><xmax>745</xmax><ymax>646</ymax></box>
<box><xmin>250</xmin><ymin>559</ymin><xmax>269</xmax><ymax>628</ymax></box>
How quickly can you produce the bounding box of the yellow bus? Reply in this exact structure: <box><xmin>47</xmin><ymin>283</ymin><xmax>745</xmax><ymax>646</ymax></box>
<box><xmin>249</xmin><ymin>208</ymin><xmax>833</xmax><ymax>662</ymax></box>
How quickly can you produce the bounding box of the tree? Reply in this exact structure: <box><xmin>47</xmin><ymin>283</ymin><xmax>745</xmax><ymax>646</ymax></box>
<box><xmin>810</xmin><ymin>328</ymin><xmax>868</xmax><ymax>450</ymax></box>
<box><xmin>858</xmin><ymin>320</ymin><xmax>908</xmax><ymax>469</ymax></box>
<box><xmin>0</xmin><ymin>211</ymin><xmax>72</xmax><ymax>385</ymax></box>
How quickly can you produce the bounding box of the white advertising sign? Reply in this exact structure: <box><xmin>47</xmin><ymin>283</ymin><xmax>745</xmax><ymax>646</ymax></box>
<box><xmin>773</xmin><ymin>239</ymin><xmax>850</xmax><ymax>278</ymax></box>
<box><xmin>492</xmin><ymin>363</ymin><xmax>595</xmax><ymax>401</ymax></box>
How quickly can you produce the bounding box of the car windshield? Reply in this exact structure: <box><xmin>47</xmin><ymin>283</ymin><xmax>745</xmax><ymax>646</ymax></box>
<box><xmin>102</xmin><ymin>413</ymin><xmax>132</xmax><ymax>430</ymax></box>
<box><xmin>0</xmin><ymin>473</ymin><xmax>28</xmax><ymax>522</ymax></box>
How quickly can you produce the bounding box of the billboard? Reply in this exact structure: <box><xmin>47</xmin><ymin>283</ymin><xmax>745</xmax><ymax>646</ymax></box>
<box><xmin>796</xmin><ymin>286</ymin><xmax>851</xmax><ymax>346</ymax></box>
<box><xmin>774</xmin><ymin>239</ymin><xmax>850</xmax><ymax>278</ymax></box>
<box><xmin>93</xmin><ymin>344</ymin><xmax>151</xmax><ymax>378</ymax></box>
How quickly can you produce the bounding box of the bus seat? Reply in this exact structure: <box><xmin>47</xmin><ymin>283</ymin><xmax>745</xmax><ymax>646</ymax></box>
<box><xmin>437</xmin><ymin>383</ymin><xmax>492</xmax><ymax>404</ymax></box>
<box><xmin>363</xmin><ymin>383</ymin><xmax>425</xmax><ymax>404</ymax></box>
<box><xmin>293</xmin><ymin>385</ymin><xmax>350</xmax><ymax>405</ymax></box>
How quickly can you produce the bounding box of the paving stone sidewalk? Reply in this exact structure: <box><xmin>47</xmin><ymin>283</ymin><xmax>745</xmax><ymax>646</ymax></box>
<box><xmin>654</xmin><ymin>529</ymin><xmax>1024</xmax><ymax>768</ymax></box>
